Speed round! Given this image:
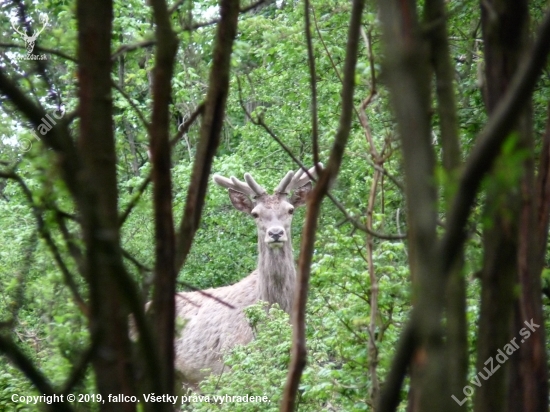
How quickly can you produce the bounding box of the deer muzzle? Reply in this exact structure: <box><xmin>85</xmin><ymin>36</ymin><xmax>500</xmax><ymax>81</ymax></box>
<box><xmin>266</xmin><ymin>227</ymin><xmax>287</xmax><ymax>247</ymax></box>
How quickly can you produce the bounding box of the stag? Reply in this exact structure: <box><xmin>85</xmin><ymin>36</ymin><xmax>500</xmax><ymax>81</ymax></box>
<box><xmin>11</xmin><ymin>15</ymin><xmax>48</xmax><ymax>55</ymax></box>
<box><xmin>173</xmin><ymin>164</ymin><xmax>321</xmax><ymax>385</ymax></box>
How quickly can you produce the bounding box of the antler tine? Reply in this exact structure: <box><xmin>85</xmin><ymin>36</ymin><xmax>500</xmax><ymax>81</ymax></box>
<box><xmin>274</xmin><ymin>170</ymin><xmax>294</xmax><ymax>194</ymax></box>
<box><xmin>212</xmin><ymin>173</ymin><xmax>233</xmax><ymax>189</ymax></box>
<box><xmin>213</xmin><ymin>174</ymin><xmax>256</xmax><ymax>196</ymax></box>
<box><xmin>287</xmin><ymin>162</ymin><xmax>324</xmax><ymax>192</ymax></box>
<box><xmin>11</xmin><ymin>23</ymin><xmax>25</xmax><ymax>37</ymax></box>
<box><xmin>244</xmin><ymin>173</ymin><xmax>266</xmax><ymax>196</ymax></box>
<box><xmin>231</xmin><ymin>176</ymin><xmax>257</xmax><ymax>196</ymax></box>
<box><xmin>212</xmin><ymin>174</ymin><xmax>233</xmax><ymax>190</ymax></box>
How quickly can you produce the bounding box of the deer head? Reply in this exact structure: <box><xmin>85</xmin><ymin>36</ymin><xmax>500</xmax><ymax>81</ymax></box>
<box><xmin>11</xmin><ymin>14</ymin><xmax>48</xmax><ymax>55</ymax></box>
<box><xmin>213</xmin><ymin>164</ymin><xmax>322</xmax><ymax>250</ymax></box>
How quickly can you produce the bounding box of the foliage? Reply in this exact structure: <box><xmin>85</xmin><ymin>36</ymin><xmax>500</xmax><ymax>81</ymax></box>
<box><xmin>0</xmin><ymin>0</ymin><xmax>550</xmax><ymax>410</ymax></box>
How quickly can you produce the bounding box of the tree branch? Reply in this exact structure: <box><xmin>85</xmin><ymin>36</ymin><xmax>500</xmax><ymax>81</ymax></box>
<box><xmin>118</xmin><ymin>103</ymin><xmax>204</xmax><ymax>228</ymax></box>
<box><xmin>0</xmin><ymin>335</ymin><xmax>74</xmax><ymax>412</ymax></box>
<box><xmin>112</xmin><ymin>79</ymin><xmax>150</xmax><ymax>129</ymax></box>
<box><xmin>148</xmin><ymin>0</ymin><xmax>179</xmax><ymax>395</ymax></box>
<box><xmin>174</xmin><ymin>0</ymin><xmax>240</xmax><ymax>274</ymax></box>
<box><xmin>378</xmin><ymin>8</ymin><xmax>550</xmax><ymax>411</ymax></box>
<box><xmin>439</xmin><ymin>7</ymin><xmax>550</xmax><ymax>275</ymax></box>
<box><xmin>304</xmin><ymin>0</ymin><xmax>319</xmax><ymax>166</ymax></box>
<box><xmin>281</xmin><ymin>0</ymin><xmax>366</xmax><ymax>409</ymax></box>
<box><xmin>0</xmin><ymin>171</ymin><xmax>88</xmax><ymax>316</ymax></box>
<box><xmin>111</xmin><ymin>39</ymin><xmax>156</xmax><ymax>61</ymax></box>
<box><xmin>236</xmin><ymin>82</ymin><xmax>405</xmax><ymax>240</ymax></box>
<box><xmin>0</xmin><ymin>70</ymin><xmax>81</xmax><ymax>198</ymax></box>
<box><xmin>183</xmin><ymin>0</ymin><xmax>272</xmax><ymax>31</ymax></box>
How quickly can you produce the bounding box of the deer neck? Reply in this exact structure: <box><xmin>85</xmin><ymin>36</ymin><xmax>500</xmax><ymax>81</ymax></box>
<box><xmin>257</xmin><ymin>238</ymin><xmax>296</xmax><ymax>314</ymax></box>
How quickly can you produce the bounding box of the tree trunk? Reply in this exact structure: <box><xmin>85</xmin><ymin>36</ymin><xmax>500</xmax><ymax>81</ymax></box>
<box><xmin>77</xmin><ymin>0</ymin><xmax>136</xmax><ymax>410</ymax></box>
<box><xmin>475</xmin><ymin>1</ymin><xmax>534</xmax><ymax>412</ymax></box>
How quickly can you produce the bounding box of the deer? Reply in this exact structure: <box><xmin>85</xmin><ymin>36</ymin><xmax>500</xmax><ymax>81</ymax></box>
<box><xmin>173</xmin><ymin>164</ymin><xmax>321</xmax><ymax>386</ymax></box>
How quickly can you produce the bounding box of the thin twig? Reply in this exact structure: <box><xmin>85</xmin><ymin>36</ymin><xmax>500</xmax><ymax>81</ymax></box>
<box><xmin>169</xmin><ymin>102</ymin><xmax>205</xmax><ymax>146</ymax></box>
<box><xmin>176</xmin><ymin>282</ymin><xmax>236</xmax><ymax>309</ymax></box>
<box><xmin>312</xmin><ymin>8</ymin><xmax>343</xmax><ymax>83</ymax></box>
<box><xmin>60</xmin><ymin>341</ymin><xmax>98</xmax><ymax>394</ymax></box>
<box><xmin>118</xmin><ymin>103</ymin><xmax>204</xmax><ymax>227</ymax></box>
<box><xmin>439</xmin><ymin>7</ymin><xmax>550</xmax><ymax>275</ymax></box>
<box><xmin>111</xmin><ymin>39</ymin><xmax>155</xmax><ymax>61</ymax></box>
<box><xmin>183</xmin><ymin>0</ymin><xmax>272</xmax><ymax>31</ymax></box>
<box><xmin>55</xmin><ymin>208</ymin><xmax>85</xmax><ymax>278</ymax></box>
<box><xmin>304</xmin><ymin>0</ymin><xmax>319</xmax><ymax>166</ymax></box>
<box><xmin>0</xmin><ymin>171</ymin><xmax>88</xmax><ymax>316</ymax></box>
<box><xmin>122</xmin><ymin>248</ymin><xmax>152</xmax><ymax>274</ymax></box>
<box><xmin>119</xmin><ymin>176</ymin><xmax>152</xmax><ymax>226</ymax></box>
<box><xmin>237</xmin><ymin>80</ymin><xmax>405</xmax><ymax>240</ymax></box>
<box><xmin>282</xmin><ymin>0</ymin><xmax>366</xmax><ymax>408</ymax></box>
<box><xmin>0</xmin><ymin>335</ymin><xmax>74</xmax><ymax>412</ymax></box>
<box><xmin>174</xmin><ymin>0</ymin><xmax>240</xmax><ymax>274</ymax></box>
<box><xmin>111</xmin><ymin>79</ymin><xmax>150</xmax><ymax>129</ymax></box>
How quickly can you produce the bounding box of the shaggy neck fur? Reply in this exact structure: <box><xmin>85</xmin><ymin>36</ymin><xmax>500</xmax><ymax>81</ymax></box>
<box><xmin>257</xmin><ymin>236</ymin><xmax>296</xmax><ymax>314</ymax></box>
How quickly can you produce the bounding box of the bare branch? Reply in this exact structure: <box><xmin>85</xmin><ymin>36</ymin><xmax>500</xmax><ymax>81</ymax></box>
<box><xmin>312</xmin><ymin>8</ymin><xmax>342</xmax><ymax>83</ymax></box>
<box><xmin>122</xmin><ymin>248</ymin><xmax>152</xmax><ymax>274</ymax></box>
<box><xmin>112</xmin><ymin>79</ymin><xmax>150</xmax><ymax>129</ymax></box>
<box><xmin>148</xmin><ymin>0</ymin><xmax>179</xmax><ymax>394</ymax></box>
<box><xmin>377</xmin><ymin>323</ymin><xmax>416</xmax><ymax>412</ymax></box>
<box><xmin>281</xmin><ymin>0</ymin><xmax>366</xmax><ymax>409</ymax></box>
<box><xmin>0</xmin><ymin>335</ymin><xmax>74</xmax><ymax>412</ymax></box>
<box><xmin>119</xmin><ymin>176</ymin><xmax>152</xmax><ymax>226</ymax></box>
<box><xmin>60</xmin><ymin>342</ymin><xmax>98</xmax><ymax>394</ymax></box>
<box><xmin>236</xmin><ymin>82</ymin><xmax>405</xmax><ymax>240</ymax></box>
<box><xmin>304</xmin><ymin>0</ymin><xmax>319</xmax><ymax>166</ymax></box>
<box><xmin>117</xmin><ymin>104</ymin><xmax>204</xmax><ymax>228</ymax></box>
<box><xmin>439</xmin><ymin>7</ymin><xmax>550</xmax><ymax>275</ymax></box>
<box><xmin>174</xmin><ymin>0</ymin><xmax>240</xmax><ymax>274</ymax></box>
<box><xmin>0</xmin><ymin>69</ymin><xmax>81</xmax><ymax>198</ymax></box>
<box><xmin>169</xmin><ymin>102</ymin><xmax>205</xmax><ymax>146</ymax></box>
<box><xmin>176</xmin><ymin>282</ymin><xmax>236</xmax><ymax>309</ymax></box>
<box><xmin>184</xmin><ymin>0</ymin><xmax>272</xmax><ymax>31</ymax></box>
<box><xmin>111</xmin><ymin>39</ymin><xmax>155</xmax><ymax>61</ymax></box>
<box><xmin>0</xmin><ymin>171</ymin><xmax>88</xmax><ymax>316</ymax></box>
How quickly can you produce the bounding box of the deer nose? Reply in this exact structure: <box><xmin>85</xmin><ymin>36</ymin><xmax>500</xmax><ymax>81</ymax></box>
<box><xmin>268</xmin><ymin>228</ymin><xmax>285</xmax><ymax>241</ymax></box>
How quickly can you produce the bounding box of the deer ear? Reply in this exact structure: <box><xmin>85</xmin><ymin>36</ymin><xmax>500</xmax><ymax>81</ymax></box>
<box><xmin>289</xmin><ymin>181</ymin><xmax>312</xmax><ymax>207</ymax></box>
<box><xmin>228</xmin><ymin>189</ymin><xmax>254</xmax><ymax>213</ymax></box>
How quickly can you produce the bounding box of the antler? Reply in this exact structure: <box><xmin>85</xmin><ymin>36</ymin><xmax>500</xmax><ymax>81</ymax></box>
<box><xmin>35</xmin><ymin>14</ymin><xmax>48</xmax><ymax>37</ymax></box>
<box><xmin>11</xmin><ymin>22</ymin><xmax>26</xmax><ymax>39</ymax></box>
<box><xmin>275</xmin><ymin>163</ymin><xmax>323</xmax><ymax>194</ymax></box>
<box><xmin>213</xmin><ymin>173</ymin><xmax>266</xmax><ymax>197</ymax></box>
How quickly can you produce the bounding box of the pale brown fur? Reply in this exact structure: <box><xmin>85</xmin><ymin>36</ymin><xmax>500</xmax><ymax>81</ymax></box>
<box><xmin>173</xmin><ymin>165</ymin><xmax>320</xmax><ymax>385</ymax></box>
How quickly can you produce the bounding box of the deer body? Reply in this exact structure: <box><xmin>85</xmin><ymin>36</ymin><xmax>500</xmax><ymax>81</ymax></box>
<box><xmin>173</xmin><ymin>165</ymin><xmax>320</xmax><ymax>385</ymax></box>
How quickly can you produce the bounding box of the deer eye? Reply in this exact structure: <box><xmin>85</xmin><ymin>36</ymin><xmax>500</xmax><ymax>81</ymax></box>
<box><xmin>288</xmin><ymin>208</ymin><xmax>294</xmax><ymax>215</ymax></box>
<box><xmin>251</xmin><ymin>211</ymin><xmax>259</xmax><ymax>218</ymax></box>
